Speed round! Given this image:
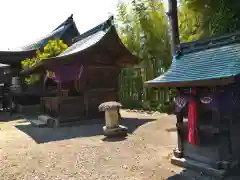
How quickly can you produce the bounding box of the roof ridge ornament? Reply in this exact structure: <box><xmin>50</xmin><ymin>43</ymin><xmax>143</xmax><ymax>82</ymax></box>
<box><xmin>102</xmin><ymin>15</ymin><xmax>114</xmax><ymax>30</ymax></box>
<box><xmin>72</xmin><ymin>16</ymin><xmax>115</xmax><ymax>43</ymax></box>
<box><xmin>179</xmin><ymin>31</ymin><xmax>240</xmax><ymax>55</ymax></box>
<box><xmin>108</xmin><ymin>15</ymin><xmax>114</xmax><ymax>24</ymax></box>
<box><xmin>64</xmin><ymin>14</ymin><xmax>74</xmax><ymax>25</ymax></box>
<box><xmin>53</xmin><ymin>14</ymin><xmax>74</xmax><ymax>31</ymax></box>
<box><xmin>175</xmin><ymin>44</ymin><xmax>182</xmax><ymax>58</ymax></box>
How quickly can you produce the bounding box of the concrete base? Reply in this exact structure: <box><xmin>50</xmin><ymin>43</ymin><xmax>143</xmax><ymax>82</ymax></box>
<box><xmin>103</xmin><ymin>125</ymin><xmax>128</xmax><ymax>137</ymax></box>
<box><xmin>38</xmin><ymin>115</ymin><xmax>59</xmax><ymax>128</ymax></box>
<box><xmin>28</xmin><ymin>119</ymin><xmax>47</xmax><ymax>128</ymax></box>
<box><xmin>171</xmin><ymin>155</ymin><xmax>226</xmax><ymax>178</ymax></box>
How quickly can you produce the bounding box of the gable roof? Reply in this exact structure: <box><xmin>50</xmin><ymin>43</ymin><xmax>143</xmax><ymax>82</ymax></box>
<box><xmin>145</xmin><ymin>32</ymin><xmax>240</xmax><ymax>87</ymax></box>
<box><xmin>0</xmin><ymin>14</ymin><xmax>80</xmax><ymax>65</ymax></box>
<box><xmin>20</xmin><ymin>16</ymin><xmax>139</xmax><ymax>76</ymax></box>
<box><xmin>59</xmin><ymin>17</ymin><xmax>112</xmax><ymax>57</ymax></box>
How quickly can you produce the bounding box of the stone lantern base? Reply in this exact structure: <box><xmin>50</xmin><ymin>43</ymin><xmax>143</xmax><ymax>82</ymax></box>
<box><xmin>103</xmin><ymin>125</ymin><xmax>128</xmax><ymax>136</ymax></box>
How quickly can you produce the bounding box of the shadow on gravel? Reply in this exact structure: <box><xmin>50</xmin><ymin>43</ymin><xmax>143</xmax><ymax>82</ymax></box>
<box><xmin>102</xmin><ymin>135</ymin><xmax>127</xmax><ymax>142</ymax></box>
<box><xmin>168</xmin><ymin>169</ymin><xmax>212</xmax><ymax>180</ymax></box>
<box><xmin>168</xmin><ymin>169</ymin><xmax>240</xmax><ymax>180</ymax></box>
<box><xmin>15</xmin><ymin>117</ymin><xmax>156</xmax><ymax>144</ymax></box>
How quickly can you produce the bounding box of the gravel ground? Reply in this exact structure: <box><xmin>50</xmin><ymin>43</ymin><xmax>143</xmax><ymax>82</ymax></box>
<box><xmin>0</xmin><ymin>110</ymin><xmax>185</xmax><ymax>180</ymax></box>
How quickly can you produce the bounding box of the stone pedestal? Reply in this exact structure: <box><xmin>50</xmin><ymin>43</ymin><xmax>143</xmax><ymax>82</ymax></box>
<box><xmin>103</xmin><ymin>125</ymin><xmax>128</xmax><ymax>136</ymax></box>
<box><xmin>105</xmin><ymin>110</ymin><xmax>119</xmax><ymax>128</ymax></box>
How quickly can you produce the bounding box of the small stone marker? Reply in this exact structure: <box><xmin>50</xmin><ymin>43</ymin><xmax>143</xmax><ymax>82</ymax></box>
<box><xmin>98</xmin><ymin>101</ymin><xmax>127</xmax><ymax>137</ymax></box>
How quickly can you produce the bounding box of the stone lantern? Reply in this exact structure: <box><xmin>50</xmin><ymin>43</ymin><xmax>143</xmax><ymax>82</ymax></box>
<box><xmin>98</xmin><ymin>101</ymin><xmax>127</xmax><ymax>136</ymax></box>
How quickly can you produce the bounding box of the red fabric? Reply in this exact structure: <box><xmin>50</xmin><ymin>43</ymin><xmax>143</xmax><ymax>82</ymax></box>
<box><xmin>188</xmin><ymin>88</ymin><xmax>199</xmax><ymax>146</ymax></box>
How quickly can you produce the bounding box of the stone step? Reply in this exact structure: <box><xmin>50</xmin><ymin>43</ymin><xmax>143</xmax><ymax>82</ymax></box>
<box><xmin>38</xmin><ymin>115</ymin><xmax>58</xmax><ymax>127</ymax></box>
<box><xmin>27</xmin><ymin>119</ymin><xmax>47</xmax><ymax>127</ymax></box>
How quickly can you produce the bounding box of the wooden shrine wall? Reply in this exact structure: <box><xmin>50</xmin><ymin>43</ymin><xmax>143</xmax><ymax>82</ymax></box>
<box><xmin>85</xmin><ymin>66</ymin><xmax>119</xmax><ymax>89</ymax></box>
<box><xmin>84</xmin><ymin>65</ymin><xmax>120</xmax><ymax>117</ymax></box>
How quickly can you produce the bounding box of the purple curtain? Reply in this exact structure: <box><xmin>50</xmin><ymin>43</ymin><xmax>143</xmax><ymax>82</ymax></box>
<box><xmin>46</xmin><ymin>65</ymin><xmax>84</xmax><ymax>82</ymax></box>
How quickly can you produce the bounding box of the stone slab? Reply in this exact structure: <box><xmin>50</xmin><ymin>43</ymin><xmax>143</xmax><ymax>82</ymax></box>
<box><xmin>171</xmin><ymin>155</ymin><xmax>226</xmax><ymax>178</ymax></box>
<box><xmin>28</xmin><ymin>119</ymin><xmax>47</xmax><ymax>128</ymax></box>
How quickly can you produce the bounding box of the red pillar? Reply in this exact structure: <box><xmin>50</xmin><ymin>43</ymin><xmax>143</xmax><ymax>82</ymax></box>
<box><xmin>188</xmin><ymin>88</ymin><xmax>199</xmax><ymax>145</ymax></box>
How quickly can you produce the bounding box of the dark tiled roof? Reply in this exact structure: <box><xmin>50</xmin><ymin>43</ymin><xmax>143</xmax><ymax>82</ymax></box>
<box><xmin>15</xmin><ymin>14</ymin><xmax>79</xmax><ymax>51</ymax></box>
<box><xmin>19</xmin><ymin>26</ymin><xmax>66</xmax><ymax>51</ymax></box>
<box><xmin>0</xmin><ymin>14</ymin><xmax>80</xmax><ymax>64</ymax></box>
<box><xmin>145</xmin><ymin>32</ymin><xmax>240</xmax><ymax>87</ymax></box>
<box><xmin>20</xmin><ymin>16</ymin><xmax>138</xmax><ymax>76</ymax></box>
<box><xmin>59</xmin><ymin>16</ymin><xmax>113</xmax><ymax>57</ymax></box>
<box><xmin>59</xmin><ymin>31</ymin><xmax>106</xmax><ymax>57</ymax></box>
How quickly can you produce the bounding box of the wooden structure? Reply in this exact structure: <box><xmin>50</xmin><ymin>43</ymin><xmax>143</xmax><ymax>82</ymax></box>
<box><xmin>0</xmin><ymin>64</ymin><xmax>10</xmax><ymax>100</ymax></box>
<box><xmin>145</xmin><ymin>32</ymin><xmax>240</xmax><ymax>178</ymax></box>
<box><xmin>0</xmin><ymin>15</ymin><xmax>80</xmax><ymax>106</ymax></box>
<box><xmin>0</xmin><ymin>64</ymin><xmax>10</xmax><ymax>83</ymax></box>
<box><xmin>20</xmin><ymin>16</ymin><xmax>138</xmax><ymax>124</ymax></box>
<box><xmin>0</xmin><ymin>14</ymin><xmax>80</xmax><ymax>84</ymax></box>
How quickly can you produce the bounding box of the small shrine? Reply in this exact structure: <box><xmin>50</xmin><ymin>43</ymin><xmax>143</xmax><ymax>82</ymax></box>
<box><xmin>145</xmin><ymin>32</ymin><xmax>240</xmax><ymax>177</ymax></box>
<box><xmin>20</xmin><ymin>16</ymin><xmax>138</xmax><ymax>126</ymax></box>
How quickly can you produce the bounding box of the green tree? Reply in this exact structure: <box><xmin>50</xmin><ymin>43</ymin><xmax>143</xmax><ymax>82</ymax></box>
<box><xmin>21</xmin><ymin>40</ymin><xmax>68</xmax><ymax>84</ymax></box>
<box><xmin>180</xmin><ymin>0</ymin><xmax>240</xmax><ymax>38</ymax></box>
<box><xmin>178</xmin><ymin>1</ymin><xmax>203</xmax><ymax>42</ymax></box>
<box><xmin>117</xmin><ymin>0</ymin><xmax>172</xmax><ymax>111</ymax></box>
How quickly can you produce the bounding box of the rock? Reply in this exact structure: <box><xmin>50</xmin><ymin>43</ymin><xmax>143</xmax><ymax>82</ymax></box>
<box><xmin>122</xmin><ymin>165</ymin><xmax>128</xmax><ymax>169</ymax></box>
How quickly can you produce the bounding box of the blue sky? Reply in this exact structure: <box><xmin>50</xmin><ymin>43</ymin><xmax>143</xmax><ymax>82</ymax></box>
<box><xmin>0</xmin><ymin>0</ymin><xmax>168</xmax><ymax>49</ymax></box>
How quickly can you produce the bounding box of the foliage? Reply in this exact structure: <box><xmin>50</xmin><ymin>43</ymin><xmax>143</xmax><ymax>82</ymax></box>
<box><xmin>178</xmin><ymin>1</ymin><xmax>203</xmax><ymax>42</ymax></box>
<box><xmin>21</xmin><ymin>40</ymin><xmax>68</xmax><ymax>84</ymax></box>
<box><xmin>180</xmin><ymin>0</ymin><xmax>240</xmax><ymax>38</ymax></box>
<box><xmin>117</xmin><ymin>0</ymin><xmax>240</xmax><ymax>112</ymax></box>
<box><xmin>117</xmin><ymin>0</ymin><xmax>172</xmax><ymax>111</ymax></box>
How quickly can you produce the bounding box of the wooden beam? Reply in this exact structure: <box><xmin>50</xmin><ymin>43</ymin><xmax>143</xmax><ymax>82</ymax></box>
<box><xmin>173</xmin><ymin>111</ymin><xmax>184</xmax><ymax>158</ymax></box>
<box><xmin>87</xmin><ymin>66</ymin><xmax>118</xmax><ymax>69</ymax></box>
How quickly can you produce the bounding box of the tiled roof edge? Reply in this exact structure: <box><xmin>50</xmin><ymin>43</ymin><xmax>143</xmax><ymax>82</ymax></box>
<box><xmin>178</xmin><ymin>31</ymin><xmax>240</xmax><ymax>55</ymax></box>
<box><xmin>72</xmin><ymin>16</ymin><xmax>114</xmax><ymax>43</ymax></box>
<box><xmin>53</xmin><ymin>14</ymin><xmax>74</xmax><ymax>31</ymax></box>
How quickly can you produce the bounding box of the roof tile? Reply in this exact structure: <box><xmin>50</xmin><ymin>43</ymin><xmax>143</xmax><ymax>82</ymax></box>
<box><xmin>146</xmin><ymin>42</ymin><xmax>240</xmax><ymax>86</ymax></box>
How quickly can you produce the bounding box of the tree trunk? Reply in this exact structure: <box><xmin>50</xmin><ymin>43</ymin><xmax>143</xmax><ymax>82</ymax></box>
<box><xmin>167</xmin><ymin>0</ymin><xmax>180</xmax><ymax>56</ymax></box>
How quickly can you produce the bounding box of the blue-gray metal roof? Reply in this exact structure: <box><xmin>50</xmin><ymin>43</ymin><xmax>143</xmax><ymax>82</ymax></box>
<box><xmin>145</xmin><ymin>32</ymin><xmax>240</xmax><ymax>87</ymax></box>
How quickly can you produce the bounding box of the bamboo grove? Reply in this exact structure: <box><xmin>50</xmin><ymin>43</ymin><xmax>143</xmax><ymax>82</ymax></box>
<box><xmin>117</xmin><ymin>0</ymin><xmax>173</xmax><ymax>112</ymax></box>
<box><xmin>117</xmin><ymin>0</ymin><xmax>240</xmax><ymax>112</ymax></box>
